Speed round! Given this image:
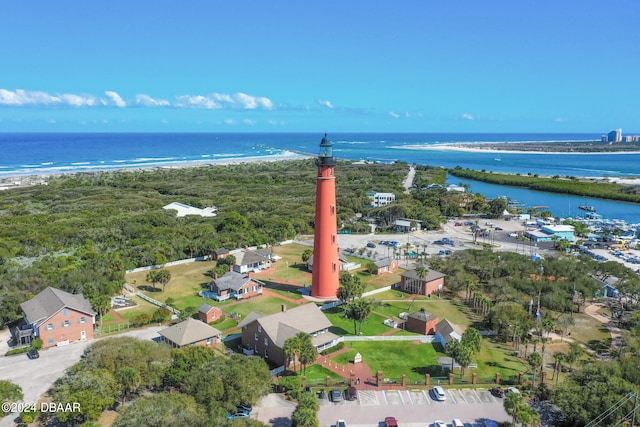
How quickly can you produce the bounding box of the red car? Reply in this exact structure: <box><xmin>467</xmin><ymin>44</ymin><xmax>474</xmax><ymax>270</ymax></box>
<box><xmin>384</xmin><ymin>417</ymin><xmax>398</xmax><ymax>427</ymax></box>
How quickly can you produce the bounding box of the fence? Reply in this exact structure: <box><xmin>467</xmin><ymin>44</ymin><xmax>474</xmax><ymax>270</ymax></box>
<box><xmin>136</xmin><ymin>292</ymin><xmax>181</xmax><ymax>315</ymax></box>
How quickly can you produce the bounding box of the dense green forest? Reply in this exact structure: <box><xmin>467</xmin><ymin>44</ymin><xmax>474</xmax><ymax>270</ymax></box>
<box><xmin>448</xmin><ymin>167</ymin><xmax>640</xmax><ymax>204</ymax></box>
<box><xmin>1</xmin><ymin>160</ymin><xmax>473</xmax><ymax>327</ymax></box>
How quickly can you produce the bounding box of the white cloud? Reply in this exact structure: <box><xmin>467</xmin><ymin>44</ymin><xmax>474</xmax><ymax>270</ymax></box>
<box><xmin>318</xmin><ymin>99</ymin><xmax>334</xmax><ymax>109</ymax></box>
<box><xmin>388</xmin><ymin>111</ymin><xmax>400</xmax><ymax>119</ymax></box>
<box><xmin>104</xmin><ymin>91</ymin><xmax>126</xmax><ymax>107</ymax></box>
<box><xmin>135</xmin><ymin>94</ymin><xmax>170</xmax><ymax>107</ymax></box>
<box><xmin>0</xmin><ymin>88</ymin><xmax>274</xmax><ymax>111</ymax></box>
<box><xmin>224</xmin><ymin>119</ymin><xmax>237</xmax><ymax>125</ymax></box>
<box><xmin>0</xmin><ymin>89</ymin><xmax>97</xmax><ymax>107</ymax></box>
<box><xmin>175</xmin><ymin>92</ymin><xmax>273</xmax><ymax>110</ymax></box>
<box><xmin>462</xmin><ymin>113</ymin><xmax>474</xmax><ymax>120</ymax></box>
<box><xmin>243</xmin><ymin>119</ymin><xmax>256</xmax><ymax>125</ymax></box>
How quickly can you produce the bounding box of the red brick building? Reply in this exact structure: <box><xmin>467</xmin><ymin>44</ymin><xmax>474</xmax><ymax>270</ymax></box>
<box><xmin>405</xmin><ymin>308</ymin><xmax>439</xmax><ymax>335</ymax></box>
<box><xmin>399</xmin><ymin>269</ymin><xmax>446</xmax><ymax>296</ymax></box>
<box><xmin>17</xmin><ymin>287</ymin><xmax>96</xmax><ymax>348</ymax></box>
<box><xmin>197</xmin><ymin>303</ymin><xmax>222</xmax><ymax>324</ymax></box>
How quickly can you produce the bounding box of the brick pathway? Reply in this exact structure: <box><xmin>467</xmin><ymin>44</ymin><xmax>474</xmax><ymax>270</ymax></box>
<box><xmin>109</xmin><ymin>309</ymin><xmax>125</xmax><ymax>322</ymax></box>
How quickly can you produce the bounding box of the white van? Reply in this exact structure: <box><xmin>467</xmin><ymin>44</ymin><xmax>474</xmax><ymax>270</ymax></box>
<box><xmin>432</xmin><ymin>386</ymin><xmax>446</xmax><ymax>401</ymax></box>
<box><xmin>453</xmin><ymin>419</ymin><xmax>464</xmax><ymax>427</ymax></box>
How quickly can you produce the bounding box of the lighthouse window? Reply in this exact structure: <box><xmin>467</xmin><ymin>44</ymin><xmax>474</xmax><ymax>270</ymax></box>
<box><xmin>332</xmin><ymin>263</ymin><xmax>337</xmax><ymax>273</ymax></box>
<box><xmin>330</xmin><ymin>205</ymin><xmax>335</xmax><ymax>215</ymax></box>
<box><xmin>331</xmin><ymin>234</ymin><xmax>336</xmax><ymax>244</ymax></box>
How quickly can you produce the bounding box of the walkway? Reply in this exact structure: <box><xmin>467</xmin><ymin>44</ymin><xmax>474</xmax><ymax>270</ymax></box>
<box><xmin>584</xmin><ymin>303</ymin><xmax>625</xmax><ymax>350</ymax></box>
<box><xmin>402</xmin><ymin>165</ymin><xmax>416</xmax><ymax>194</ymax></box>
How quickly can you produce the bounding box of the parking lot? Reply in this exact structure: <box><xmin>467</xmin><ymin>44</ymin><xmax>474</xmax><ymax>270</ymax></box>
<box><xmin>314</xmin><ymin>388</ymin><xmax>509</xmax><ymax>427</ymax></box>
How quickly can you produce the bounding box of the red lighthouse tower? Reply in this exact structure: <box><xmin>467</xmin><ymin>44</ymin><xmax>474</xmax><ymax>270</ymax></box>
<box><xmin>311</xmin><ymin>134</ymin><xmax>340</xmax><ymax>299</ymax></box>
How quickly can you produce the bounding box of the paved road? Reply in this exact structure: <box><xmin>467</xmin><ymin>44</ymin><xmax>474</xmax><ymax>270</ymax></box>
<box><xmin>0</xmin><ymin>326</ymin><xmax>163</xmax><ymax>427</ymax></box>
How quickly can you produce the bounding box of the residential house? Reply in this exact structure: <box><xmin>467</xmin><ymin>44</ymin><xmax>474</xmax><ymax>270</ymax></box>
<box><xmin>239</xmin><ymin>303</ymin><xmax>339</xmax><ymax>368</ymax></box>
<box><xmin>399</xmin><ymin>269</ymin><xmax>446</xmax><ymax>296</ymax></box>
<box><xmin>366</xmin><ymin>190</ymin><xmax>396</xmax><ymax>208</ymax></box>
<box><xmin>212</xmin><ymin>248</ymin><xmax>230</xmax><ymax>260</ymax></box>
<box><xmin>197</xmin><ymin>303</ymin><xmax>222</xmax><ymax>323</ymax></box>
<box><xmin>158</xmin><ymin>318</ymin><xmax>222</xmax><ymax>348</ymax></box>
<box><xmin>306</xmin><ymin>253</ymin><xmax>351</xmax><ymax>272</ymax></box>
<box><xmin>209</xmin><ymin>271</ymin><xmax>263</xmax><ymax>301</ymax></box>
<box><xmin>405</xmin><ymin>308</ymin><xmax>439</xmax><ymax>335</ymax></box>
<box><xmin>15</xmin><ymin>287</ymin><xmax>96</xmax><ymax>348</ymax></box>
<box><xmin>233</xmin><ymin>249</ymin><xmax>272</xmax><ymax>274</ymax></box>
<box><xmin>434</xmin><ymin>319</ymin><xmax>463</xmax><ymax>348</ymax></box>
<box><xmin>372</xmin><ymin>257</ymin><xmax>398</xmax><ymax>275</ymax></box>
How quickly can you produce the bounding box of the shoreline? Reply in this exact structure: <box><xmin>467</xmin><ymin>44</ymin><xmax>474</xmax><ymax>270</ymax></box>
<box><xmin>402</xmin><ymin>142</ymin><xmax>640</xmax><ymax>155</ymax></box>
<box><xmin>0</xmin><ymin>151</ymin><xmax>313</xmax><ymax>190</ymax></box>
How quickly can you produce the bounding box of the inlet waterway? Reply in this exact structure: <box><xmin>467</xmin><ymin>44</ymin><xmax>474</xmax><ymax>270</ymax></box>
<box><xmin>447</xmin><ymin>175</ymin><xmax>640</xmax><ymax>225</ymax></box>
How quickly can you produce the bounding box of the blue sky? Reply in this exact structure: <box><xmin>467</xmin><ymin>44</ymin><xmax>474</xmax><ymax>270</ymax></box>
<box><xmin>1</xmin><ymin>1</ymin><xmax>639</xmax><ymax>133</ymax></box>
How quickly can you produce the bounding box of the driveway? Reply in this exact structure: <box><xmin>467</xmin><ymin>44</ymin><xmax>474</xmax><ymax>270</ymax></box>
<box><xmin>0</xmin><ymin>326</ymin><xmax>163</xmax><ymax>427</ymax></box>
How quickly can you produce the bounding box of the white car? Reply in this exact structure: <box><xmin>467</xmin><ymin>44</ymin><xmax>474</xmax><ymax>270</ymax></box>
<box><xmin>434</xmin><ymin>421</ymin><xmax>447</xmax><ymax>427</ymax></box>
<box><xmin>509</xmin><ymin>232</ymin><xmax>518</xmax><ymax>237</ymax></box>
<box><xmin>453</xmin><ymin>419</ymin><xmax>464</xmax><ymax>427</ymax></box>
<box><xmin>506</xmin><ymin>386</ymin><xmax>521</xmax><ymax>395</ymax></box>
<box><xmin>431</xmin><ymin>386</ymin><xmax>446</xmax><ymax>401</ymax></box>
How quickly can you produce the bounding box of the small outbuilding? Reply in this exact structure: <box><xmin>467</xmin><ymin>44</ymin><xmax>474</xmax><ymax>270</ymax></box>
<box><xmin>405</xmin><ymin>308</ymin><xmax>439</xmax><ymax>335</ymax></box>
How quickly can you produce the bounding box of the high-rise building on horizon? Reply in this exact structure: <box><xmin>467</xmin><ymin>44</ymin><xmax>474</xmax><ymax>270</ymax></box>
<box><xmin>311</xmin><ymin>134</ymin><xmax>340</xmax><ymax>299</ymax></box>
<box><xmin>608</xmin><ymin>128</ymin><xmax>622</xmax><ymax>143</ymax></box>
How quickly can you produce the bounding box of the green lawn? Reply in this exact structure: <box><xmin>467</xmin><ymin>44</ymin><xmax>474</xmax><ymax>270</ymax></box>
<box><xmin>323</xmin><ymin>307</ymin><xmax>391</xmax><ymax>336</ymax></box>
<box><xmin>328</xmin><ymin>339</ymin><xmax>529</xmax><ymax>385</ymax></box>
<box><xmin>211</xmin><ymin>317</ymin><xmax>238</xmax><ymax>331</ymax></box>
<box><xmin>332</xmin><ymin>341</ymin><xmax>445</xmax><ymax>383</ymax></box>
<box><xmin>303</xmin><ymin>364</ymin><xmax>343</xmax><ymax>381</ymax></box>
<box><xmin>371</xmin><ymin>299</ymin><xmax>472</xmax><ymax>327</ymax></box>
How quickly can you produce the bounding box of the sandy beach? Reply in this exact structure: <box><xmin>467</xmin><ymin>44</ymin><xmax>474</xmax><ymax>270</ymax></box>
<box><xmin>403</xmin><ymin>142</ymin><xmax>640</xmax><ymax>155</ymax></box>
<box><xmin>0</xmin><ymin>150</ymin><xmax>313</xmax><ymax>191</ymax></box>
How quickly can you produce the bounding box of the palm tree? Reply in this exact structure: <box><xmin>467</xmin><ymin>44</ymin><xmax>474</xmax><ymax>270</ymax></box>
<box><xmin>552</xmin><ymin>352</ymin><xmax>565</xmax><ymax>384</ymax></box>
<box><xmin>283</xmin><ymin>336</ymin><xmax>301</xmax><ymax>372</ymax></box>
<box><xmin>504</xmin><ymin>391</ymin><xmax>526</xmax><ymax>426</ymax></box>
<box><xmin>527</xmin><ymin>352</ymin><xmax>543</xmax><ymax>385</ymax></box>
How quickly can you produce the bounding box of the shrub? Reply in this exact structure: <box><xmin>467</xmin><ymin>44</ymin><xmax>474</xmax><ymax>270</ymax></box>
<box><xmin>31</xmin><ymin>338</ymin><xmax>43</xmax><ymax>350</ymax></box>
<box><xmin>5</xmin><ymin>347</ymin><xmax>30</xmax><ymax>356</ymax></box>
<box><xmin>321</xmin><ymin>342</ymin><xmax>345</xmax><ymax>355</ymax></box>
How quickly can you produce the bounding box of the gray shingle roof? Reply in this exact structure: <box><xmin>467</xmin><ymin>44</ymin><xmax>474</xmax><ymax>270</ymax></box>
<box><xmin>401</xmin><ymin>268</ymin><xmax>446</xmax><ymax>282</ymax></box>
<box><xmin>436</xmin><ymin>319</ymin><xmax>462</xmax><ymax>343</ymax></box>
<box><xmin>20</xmin><ymin>287</ymin><xmax>96</xmax><ymax>326</ymax></box>
<box><xmin>198</xmin><ymin>303</ymin><xmax>215</xmax><ymax>314</ymax></box>
<box><xmin>374</xmin><ymin>257</ymin><xmax>394</xmax><ymax>268</ymax></box>
<box><xmin>255</xmin><ymin>303</ymin><xmax>334</xmax><ymax>348</ymax></box>
<box><xmin>235</xmin><ymin>249</ymin><xmax>270</xmax><ymax>266</ymax></box>
<box><xmin>158</xmin><ymin>318</ymin><xmax>222</xmax><ymax>347</ymax></box>
<box><xmin>212</xmin><ymin>271</ymin><xmax>252</xmax><ymax>291</ymax></box>
<box><xmin>408</xmin><ymin>308</ymin><xmax>437</xmax><ymax>322</ymax></box>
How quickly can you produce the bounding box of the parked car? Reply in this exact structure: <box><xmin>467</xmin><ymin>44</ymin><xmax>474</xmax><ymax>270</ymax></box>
<box><xmin>483</xmin><ymin>420</ymin><xmax>499</xmax><ymax>427</ymax></box>
<box><xmin>452</xmin><ymin>419</ymin><xmax>464</xmax><ymax>427</ymax></box>
<box><xmin>384</xmin><ymin>417</ymin><xmax>398</xmax><ymax>427</ymax></box>
<box><xmin>331</xmin><ymin>388</ymin><xmax>343</xmax><ymax>402</ymax></box>
<box><xmin>434</xmin><ymin>421</ymin><xmax>447</xmax><ymax>427</ymax></box>
<box><xmin>506</xmin><ymin>387</ymin><xmax>521</xmax><ymax>395</ymax></box>
<box><xmin>389</xmin><ymin>241</ymin><xmax>400</xmax><ymax>247</ymax></box>
<box><xmin>509</xmin><ymin>232</ymin><xmax>518</xmax><ymax>237</ymax></box>
<box><xmin>27</xmin><ymin>349</ymin><xmax>40</xmax><ymax>359</ymax></box>
<box><xmin>489</xmin><ymin>387</ymin><xmax>504</xmax><ymax>398</ymax></box>
<box><xmin>366</xmin><ymin>242</ymin><xmax>376</xmax><ymax>248</ymax></box>
<box><xmin>337</xmin><ymin>420</ymin><xmax>347</xmax><ymax>427</ymax></box>
<box><xmin>346</xmin><ymin>386</ymin><xmax>358</xmax><ymax>401</ymax></box>
<box><xmin>226</xmin><ymin>410</ymin><xmax>250</xmax><ymax>419</ymax></box>
<box><xmin>318</xmin><ymin>389</ymin><xmax>326</xmax><ymax>399</ymax></box>
<box><xmin>494</xmin><ymin>226</ymin><xmax>503</xmax><ymax>231</ymax></box>
<box><xmin>431</xmin><ymin>386</ymin><xmax>446</xmax><ymax>401</ymax></box>
<box><xmin>237</xmin><ymin>403</ymin><xmax>253</xmax><ymax>413</ymax></box>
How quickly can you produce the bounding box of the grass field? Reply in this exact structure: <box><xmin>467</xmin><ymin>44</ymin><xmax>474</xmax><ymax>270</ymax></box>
<box><xmin>370</xmin><ymin>299</ymin><xmax>472</xmax><ymax>327</ymax></box>
<box><xmin>229</xmin><ymin>296</ymin><xmax>300</xmax><ymax>318</ymax></box>
<box><xmin>323</xmin><ymin>307</ymin><xmax>390</xmax><ymax>336</ymax></box>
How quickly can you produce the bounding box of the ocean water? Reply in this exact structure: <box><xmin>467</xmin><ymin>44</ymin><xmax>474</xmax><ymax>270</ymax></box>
<box><xmin>2</xmin><ymin>132</ymin><xmax>640</xmax><ymax>222</ymax></box>
<box><xmin>2</xmin><ymin>132</ymin><xmax>640</xmax><ymax>178</ymax></box>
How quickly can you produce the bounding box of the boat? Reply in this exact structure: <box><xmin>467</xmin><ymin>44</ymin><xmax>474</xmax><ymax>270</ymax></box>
<box><xmin>579</xmin><ymin>205</ymin><xmax>596</xmax><ymax>212</ymax></box>
<box><xmin>494</xmin><ymin>156</ymin><xmax>502</xmax><ymax>161</ymax></box>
